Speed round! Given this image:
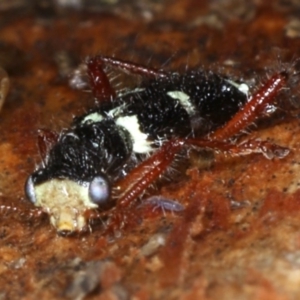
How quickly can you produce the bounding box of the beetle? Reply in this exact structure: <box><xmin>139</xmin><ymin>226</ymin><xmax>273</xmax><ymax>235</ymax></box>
<box><xmin>24</xmin><ymin>55</ymin><xmax>290</xmax><ymax>234</ymax></box>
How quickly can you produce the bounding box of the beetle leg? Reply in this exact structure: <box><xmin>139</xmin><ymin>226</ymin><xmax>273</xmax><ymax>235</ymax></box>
<box><xmin>115</xmin><ymin>139</ymin><xmax>183</xmax><ymax>208</ymax></box>
<box><xmin>97</xmin><ymin>135</ymin><xmax>288</xmax><ymax>236</ymax></box>
<box><xmin>0</xmin><ymin>204</ymin><xmax>44</xmax><ymax>221</ymax></box>
<box><xmin>87</xmin><ymin>55</ymin><xmax>167</xmax><ymax>104</ymax></box>
<box><xmin>114</xmin><ymin>137</ymin><xmax>289</xmax><ymax>211</ymax></box>
<box><xmin>209</xmin><ymin>71</ymin><xmax>288</xmax><ymax>140</ymax></box>
<box><xmin>184</xmin><ymin>138</ymin><xmax>290</xmax><ymax>160</ymax></box>
<box><xmin>86</xmin><ymin>56</ymin><xmax>117</xmax><ymax>102</ymax></box>
<box><xmin>88</xmin><ymin>55</ymin><xmax>167</xmax><ymax>81</ymax></box>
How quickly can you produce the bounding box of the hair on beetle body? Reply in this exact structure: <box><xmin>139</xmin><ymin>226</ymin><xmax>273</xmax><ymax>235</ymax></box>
<box><xmin>24</xmin><ymin>55</ymin><xmax>290</xmax><ymax>235</ymax></box>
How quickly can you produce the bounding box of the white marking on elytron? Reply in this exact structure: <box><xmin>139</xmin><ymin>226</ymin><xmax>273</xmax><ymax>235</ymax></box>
<box><xmin>34</xmin><ymin>179</ymin><xmax>97</xmax><ymax>232</ymax></box>
<box><xmin>64</xmin><ymin>131</ymin><xmax>79</xmax><ymax>139</ymax></box>
<box><xmin>81</xmin><ymin>103</ymin><xmax>127</xmax><ymax>125</ymax></box>
<box><xmin>117</xmin><ymin>87</ymin><xmax>145</xmax><ymax>97</ymax></box>
<box><xmin>238</xmin><ymin>83</ymin><xmax>249</xmax><ymax>96</ymax></box>
<box><xmin>166</xmin><ymin>90</ymin><xmax>196</xmax><ymax>116</ymax></box>
<box><xmin>81</xmin><ymin>87</ymin><xmax>145</xmax><ymax>126</ymax></box>
<box><xmin>81</xmin><ymin>112</ymin><xmax>104</xmax><ymax>124</ymax></box>
<box><xmin>82</xmin><ymin>88</ymin><xmax>145</xmax><ymax>124</ymax></box>
<box><xmin>106</xmin><ymin>103</ymin><xmax>127</xmax><ymax>118</ymax></box>
<box><xmin>115</xmin><ymin>115</ymin><xmax>153</xmax><ymax>154</ymax></box>
<box><xmin>226</xmin><ymin>79</ymin><xmax>250</xmax><ymax>98</ymax></box>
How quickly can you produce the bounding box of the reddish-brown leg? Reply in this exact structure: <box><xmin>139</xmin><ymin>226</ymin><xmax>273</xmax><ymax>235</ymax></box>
<box><xmin>114</xmin><ymin>138</ymin><xmax>289</xmax><ymax>210</ymax></box>
<box><xmin>115</xmin><ymin>139</ymin><xmax>183</xmax><ymax>208</ymax></box>
<box><xmin>100</xmin><ymin>139</ymin><xmax>183</xmax><ymax>234</ymax></box>
<box><xmin>92</xmin><ymin>55</ymin><xmax>167</xmax><ymax>78</ymax></box>
<box><xmin>184</xmin><ymin>138</ymin><xmax>289</xmax><ymax>159</ymax></box>
<box><xmin>87</xmin><ymin>55</ymin><xmax>168</xmax><ymax>102</ymax></box>
<box><xmin>209</xmin><ymin>71</ymin><xmax>288</xmax><ymax>140</ymax></box>
<box><xmin>100</xmin><ymin>136</ymin><xmax>288</xmax><ymax>234</ymax></box>
<box><xmin>87</xmin><ymin>57</ymin><xmax>117</xmax><ymax>101</ymax></box>
<box><xmin>0</xmin><ymin>204</ymin><xmax>45</xmax><ymax>221</ymax></box>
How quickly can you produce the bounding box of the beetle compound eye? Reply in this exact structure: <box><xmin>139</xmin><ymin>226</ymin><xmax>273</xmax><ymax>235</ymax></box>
<box><xmin>24</xmin><ymin>176</ymin><xmax>37</xmax><ymax>204</ymax></box>
<box><xmin>88</xmin><ymin>176</ymin><xmax>110</xmax><ymax>205</ymax></box>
